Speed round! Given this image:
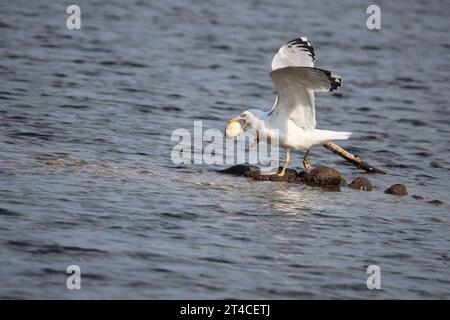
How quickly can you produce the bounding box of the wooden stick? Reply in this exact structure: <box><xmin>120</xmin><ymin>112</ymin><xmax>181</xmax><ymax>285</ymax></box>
<box><xmin>323</xmin><ymin>142</ymin><xmax>386</xmax><ymax>174</ymax></box>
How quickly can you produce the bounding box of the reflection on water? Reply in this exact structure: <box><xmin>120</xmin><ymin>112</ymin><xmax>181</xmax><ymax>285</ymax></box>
<box><xmin>0</xmin><ymin>0</ymin><xmax>450</xmax><ymax>299</ymax></box>
<box><xmin>269</xmin><ymin>188</ymin><xmax>320</xmax><ymax>214</ymax></box>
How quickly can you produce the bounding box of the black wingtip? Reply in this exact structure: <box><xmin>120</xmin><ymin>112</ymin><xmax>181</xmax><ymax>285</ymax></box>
<box><xmin>286</xmin><ymin>37</ymin><xmax>315</xmax><ymax>61</ymax></box>
<box><xmin>322</xmin><ymin>70</ymin><xmax>342</xmax><ymax>91</ymax></box>
<box><xmin>329</xmin><ymin>75</ymin><xmax>342</xmax><ymax>91</ymax></box>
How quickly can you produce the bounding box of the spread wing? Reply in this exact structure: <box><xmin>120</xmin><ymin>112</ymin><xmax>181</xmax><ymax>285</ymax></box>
<box><xmin>269</xmin><ymin>67</ymin><xmax>342</xmax><ymax>129</ymax></box>
<box><xmin>268</xmin><ymin>37</ymin><xmax>342</xmax><ymax>130</ymax></box>
<box><xmin>268</xmin><ymin>37</ymin><xmax>316</xmax><ymax>126</ymax></box>
<box><xmin>271</xmin><ymin>37</ymin><xmax>315</xmax><ymax>70</ymax></box>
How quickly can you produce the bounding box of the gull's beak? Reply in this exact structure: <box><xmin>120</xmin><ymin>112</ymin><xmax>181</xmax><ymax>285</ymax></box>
<box><xmin>228</xmin><ymin>116</ymin><xmax>241</xmax><ymax>124</ymax></box>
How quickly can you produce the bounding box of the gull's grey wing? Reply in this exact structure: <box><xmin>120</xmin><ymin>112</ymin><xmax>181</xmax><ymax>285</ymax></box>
<box><xmin>271</xmin><ymin>37</ymin><xmax>315</xmax><ymax>70</ymax></box>
<box><xmin>272</xmin><ymin>67</ymin><xmax>342</xmax><ymax>92</ymax></box>
<box><xmin>268</xmin><ymin>37</ymin><xmax>316</xmax><ymax>116</ymax></box>
<box><xmin>268</xmin><ymin>66</ymin><xmax>342</xmax><ymax>129</ymax></box>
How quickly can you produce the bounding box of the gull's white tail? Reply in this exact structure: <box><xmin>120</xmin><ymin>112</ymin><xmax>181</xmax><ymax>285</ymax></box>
<box><xmin>313</xmin><ymin>129</ymin><xmax>352</xmax><ymax>145</ymax></box>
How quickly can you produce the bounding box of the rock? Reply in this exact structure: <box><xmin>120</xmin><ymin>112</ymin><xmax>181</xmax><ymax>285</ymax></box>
<box><xmin>384</xmin><ymin>184</ymin><xmax>408</xmax><ymax>196</ymax></box>
<box><xmin>274</xmin><ymin>168</ymin><xmax>298</xmax><ymax>182</ymax></box>
<box><xmin>297</xmin><ymin>170</ymin><xmax>308</xmax><ymax>180</ymax></box>
<box><xmin>412</xmin><ymin>195</ymin><xmax>423</xmax><ymax>200</ymax></box>
<box><xmin>427</xmin><ymin>199</ymin><xmax>443</xmax><ymax>205</ymax></box>
<box><xmin>218</xmin><ymin>164</ymin><xmax>258</xmax><ymax>176</ymax></box>
<box><xmin>303</xmin><ymin>166</ymin><xmax>342</xmax><ymax>190</ymax></box>
<box><xmin>221</xmin><ymin>165</ymin><xmax>346</xmax><ymax>187</ymax></box>
<box><xmin>246</xmin><ymin>167</ymin><xmax>299</xmax><ymax>182</ymax></box>
<box><xmin>348</xmin><ymin>177</ymin><xmax>372</xmax><ymax>191</ymax></box>
<box><xmin>0</xmin><ymin>208</ymin><xmax>22</xmax><ymax>217</ymax></box>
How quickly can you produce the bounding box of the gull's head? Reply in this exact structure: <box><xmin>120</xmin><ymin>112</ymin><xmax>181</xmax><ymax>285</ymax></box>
<box><xmin>228</xmin><ymin>110</ymin><xmax>255</xmax><ymax>129</ymax></box>
<box><xmin>226</xmin><ymin>110</ymin><xmax>255</xmax><ymax>138</ymax></box>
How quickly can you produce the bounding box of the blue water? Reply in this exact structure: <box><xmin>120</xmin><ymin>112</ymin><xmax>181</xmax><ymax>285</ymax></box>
<box><xmin>0</xmin><ymin>0</ymin><xmax>449</xmax><ymax>299</ymax></box>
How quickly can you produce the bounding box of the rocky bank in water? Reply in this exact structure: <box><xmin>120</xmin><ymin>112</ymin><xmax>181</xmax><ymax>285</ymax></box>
<box><xmin>219</xmin><ymin>164</ymin><xmax>370</xmax><ymax>192</ymax></box>
<box><xmin>217</xmin><ymin>165</ymin><xmax>442</xmax><ymax>204</ymax></box>
<box><xmin>218</xmin><ymin>164</ymin><xmax>442</xmax><ymax>205</ymax></box>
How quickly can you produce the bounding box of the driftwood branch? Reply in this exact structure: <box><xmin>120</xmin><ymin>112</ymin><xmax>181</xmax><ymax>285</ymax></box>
<box><xmin>323</xmin><ymin>142</ymin><xmax>385</xmax><ymax>174</ymax></box>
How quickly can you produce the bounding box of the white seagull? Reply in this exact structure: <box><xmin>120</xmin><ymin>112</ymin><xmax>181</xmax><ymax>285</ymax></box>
<box><xmin>228</xmin><ymin>37</ymin><xmax>352</xmax><ymax>176</ymax></box>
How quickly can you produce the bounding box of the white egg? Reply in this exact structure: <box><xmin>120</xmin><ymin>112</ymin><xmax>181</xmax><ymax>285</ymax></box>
<box><xmin>225</xmin><ymin>121</ymin><xmax>243</xmax><ymax>138</ymax></box>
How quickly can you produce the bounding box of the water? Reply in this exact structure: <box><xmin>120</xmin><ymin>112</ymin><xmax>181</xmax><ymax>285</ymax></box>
<box><xmin>0</xmin><ymin>0</ymin><xmax>449</xmax><ymax>299</ymax></box>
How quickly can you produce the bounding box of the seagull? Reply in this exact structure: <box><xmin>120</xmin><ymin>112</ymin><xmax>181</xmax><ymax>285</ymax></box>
<box><xmin>228</xmin><ymin>37</ymin><xmax>352</xmax><ymax>176</ymax></box>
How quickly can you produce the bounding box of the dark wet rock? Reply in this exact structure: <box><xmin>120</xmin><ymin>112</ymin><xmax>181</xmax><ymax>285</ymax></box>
<box><xmin>223</xmin><ymin>165</ymin><xmax>345</xmax><ymax>187</ymax></box>
<box><xmin>244</xmin><ymin>168</ymin><xmax>259</xmax><ymax>178</ymax></box>
<box><xmin>297</xmin><ymin>170</ymin><xmax>308</xmax><ymax>180</ymax></box>
<box><xmin>385</xmin><ymin>184</ymin><xmax>408</xmax><ymax>196</ymax></box>
<box><xmin>218</xmin><ymin>164</ymin><xmax>258</xmax><ymax>176</ymax></box>
<box><xmin>303</xmin><ymin>166</ymin><xmax>342</xmax><ymax>190</ymax></box>
<box><xmin>348</xmin><ymin>177</ymin><xmax>372</xmax><ymax>191</ymax></box>
<box><xmin>246</xmin><ymin>167</ymin><xmax>300</xmax><ymax>183</ymax></box>
<box><xmin>412</xmin><ymin>195</ymin><xmax>423</xmax><ymax>200</ymax></box>
<box><xmin>427</xmin><ymin>199</ymin><xmax>443</xmax><ymax>205</ymax></box>
<box><xmin>277</xmin><ymin>167</ymin><xmax>298</xmax><ymax>181</ymax></box>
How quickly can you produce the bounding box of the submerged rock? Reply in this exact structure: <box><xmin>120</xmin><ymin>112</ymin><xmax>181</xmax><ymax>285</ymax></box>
<box><xmin>218</xmin><ymin>164</ymin><xmax>258</xmax><ymax>176</ymax></box>
<box><xmin>348</xmin><ymin>177</ymin><xmax>372</xmax><ymax>191</ymax></box>
<box><xmin>412</xmin><ymin>195</ymin><xmax>442</xmax><ymax>205</ymax></box>
<box><xmin>427</xmin><ymin>199</ymin><xmax>443</xmax><ymax>205</ymax></box>
<box><xmin>303</xmin><ymin>166</ymin><xmax>342</xmax><ymax>190</ymax></box>
<box><xmin>385</xmin><ymin>184</ymin><xmax>408</xmax><ymax>196</ymax></box>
